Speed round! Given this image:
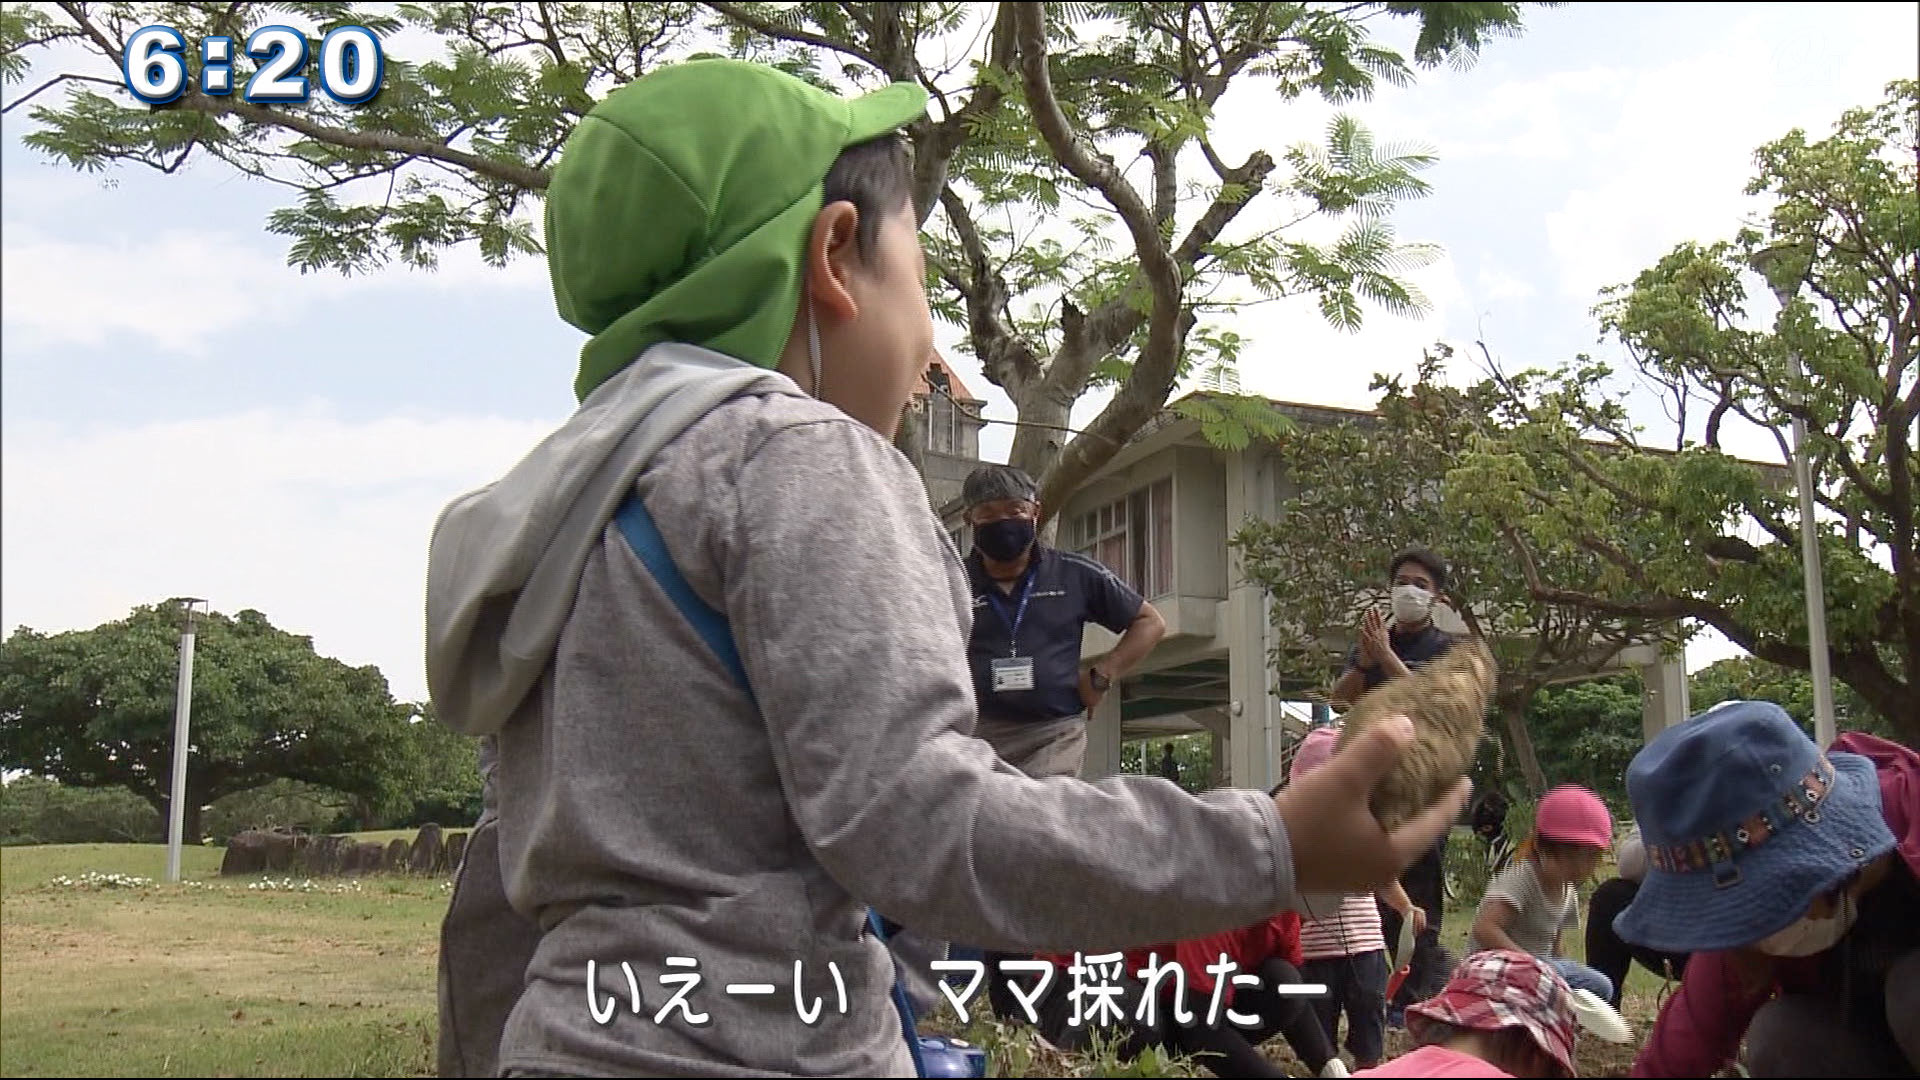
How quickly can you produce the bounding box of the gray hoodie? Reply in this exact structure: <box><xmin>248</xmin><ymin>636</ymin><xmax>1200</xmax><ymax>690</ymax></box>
<box><xmin>424</xmin><ymin>343</ymin><xmax>1302</xmax><ymax>1078</ymax></box>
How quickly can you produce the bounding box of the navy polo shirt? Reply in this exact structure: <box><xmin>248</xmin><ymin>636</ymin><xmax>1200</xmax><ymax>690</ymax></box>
<box><xmin>1343</xmin><ymin>621</ymin><xmax>1459</xmax><ymax>694</ymax></box>
<box><xmin>966</xmin><ymin>545</ymin><xmax>1145</xmax><ymax>722</ymax></box>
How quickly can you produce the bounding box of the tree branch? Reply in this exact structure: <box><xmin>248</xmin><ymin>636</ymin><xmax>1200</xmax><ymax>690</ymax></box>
<box><xmin>939</xmin><ymin>184</ymin><xmax>1040</xmax><ymax>390</ymax></box>
<box><xmin>166</xmin><ymin>93</ymin><xmax>554</xmax><ymax>191</ymax></box>
<box><xmin>1013</xmin><ymin>4</ymin><xmax>1174</xmax><ymax>299</ymax></box>
<box><xmin>1049</xmin><ymin>147</ymin><xmax>1275</xmax><ymax>397</ymax></box>
<box><xmin>702</xmin><ymin>1</ymin><xmax>886</xmax><ymax>70</ymax></box>
<box><xmin>912</xmin><ymin>3</ymin><xmax>1018</xmax><ymax>224</ymax></box>
<box><xmin>53</xmin><ymin>1</ymin><xmax>125</xmax><ymax>64</ymax></box>
<box><xmin>2</xmin><ymin>72</ymin><xmax>121</xmax><ymax>114</ymax></box>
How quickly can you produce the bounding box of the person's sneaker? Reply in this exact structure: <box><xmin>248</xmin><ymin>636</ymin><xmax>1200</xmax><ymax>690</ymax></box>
<box><xmin>1318</xmin><ymin>1057</ymin><xmax>1352</xmax><ymax>1078</ymax></box>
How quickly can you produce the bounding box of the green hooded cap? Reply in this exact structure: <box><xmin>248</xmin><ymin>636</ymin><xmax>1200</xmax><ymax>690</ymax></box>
<box><xmin>544</xmin><ymin>59</ymin><xmax>929</xmax><ymax>403</ymax></box>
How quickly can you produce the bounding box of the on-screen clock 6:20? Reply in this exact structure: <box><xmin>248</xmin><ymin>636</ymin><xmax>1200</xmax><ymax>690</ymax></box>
<box><xmin>121</xmin><ymin>24</ymin><xmax>385</xmax><ymax>106</ymax></box>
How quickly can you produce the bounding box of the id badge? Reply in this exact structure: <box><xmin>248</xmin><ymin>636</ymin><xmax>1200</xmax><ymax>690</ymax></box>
<box><xmin>990</xmin><ymin>656</ymin><xmax>1036</xmax><ymax>693</ymax></box>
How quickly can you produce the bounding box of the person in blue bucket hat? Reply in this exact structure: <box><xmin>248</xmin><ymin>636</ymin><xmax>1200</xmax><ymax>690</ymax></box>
<box><xmin>1614</xmin><ymin>700</ymin><xmax>1920</xmax><ymax>1078</ymax></box>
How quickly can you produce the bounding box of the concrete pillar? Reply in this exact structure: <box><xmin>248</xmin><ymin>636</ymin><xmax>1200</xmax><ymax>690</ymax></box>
<box><xmin>1225</xmin><ymin>448</ymin><xmax>1280</xmax><ymax>792</ymax></box>
<box><xmin>1209</xmin><ymin>731</ymin><xmax>1227</xmax><ymax>788</ymax></box>
<box><xmin>1640</xmin><ymin>652</ymin><xmax>1691</xmax><ymax>743</ymax></box>
<box><xmin>1081</xmin><ymin>688</ymin><xmax>1125</xmax><ymax>781</ymax></box>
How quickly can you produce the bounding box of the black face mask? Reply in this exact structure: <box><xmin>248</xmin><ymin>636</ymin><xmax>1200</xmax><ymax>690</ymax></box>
<box><xmin>975</xmin><ymin>517</ymin><xmax>1036</xmax><ymax>562</ymax></box>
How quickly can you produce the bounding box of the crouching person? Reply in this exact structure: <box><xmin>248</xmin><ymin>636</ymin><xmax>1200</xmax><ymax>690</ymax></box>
<box><xmin>1356</xmin><ymin>950</ymin><xmax>1581</xmax><ymax>1078</ymax></box>
<box><xmin>1614</xmin><ymin>702</ymin><xmax>1920</xmax><ymax>1078</ymax></box>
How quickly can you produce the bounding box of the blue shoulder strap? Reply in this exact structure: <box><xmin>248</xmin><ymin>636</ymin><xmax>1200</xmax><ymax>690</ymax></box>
<box><xmin>612</xmin><ymin>494</ymin><xmax>756</xmax><ymax>707</ymax></box>
<box><xmin>613</xmin><ymin>492</ymin><xmax>928</xmax><ymax>1078</ymax></box>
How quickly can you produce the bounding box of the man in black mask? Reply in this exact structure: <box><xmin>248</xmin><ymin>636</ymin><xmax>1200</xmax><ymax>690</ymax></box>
<box><xmin>959</xmin><ymin>463</ymin><xmax>1169</xmax><ymax>1023</ymax></box>
<box><xmin>960</xmin><ymin>464</ymin><xmax>1167</xmax><ymax>781</ymax></box>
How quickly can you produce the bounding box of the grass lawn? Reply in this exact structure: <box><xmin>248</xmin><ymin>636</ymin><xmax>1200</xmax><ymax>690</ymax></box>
<box><xmin>1</xmin><ymin>843</ymin><xmax>444</xmax><ymax>1078</ymax></box>
<box><xmin>1</xmin><ymin>839</ymin><xmax>1678</xmax><ymax>1078</ymax></box>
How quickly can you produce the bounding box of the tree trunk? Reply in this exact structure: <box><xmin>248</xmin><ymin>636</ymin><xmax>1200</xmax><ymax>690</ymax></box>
<box><xmin>1496</xmin><ymin>690</ymin><xmax>1548</xmax><ymax>795</ymax></box>
<box><xmin>893</xmin><ymin>399</ymin><xmax>927</xmax><ymax>495</ymax></box>
<box><xmin>152</xmin><ymin>792</ymin><xmax>205</xmax><ymax>846</ymax></box>
<box><xmin>1006</xmin><ymin>385</ymin><xmax>1073</xmax><ymax>517</ymax></box>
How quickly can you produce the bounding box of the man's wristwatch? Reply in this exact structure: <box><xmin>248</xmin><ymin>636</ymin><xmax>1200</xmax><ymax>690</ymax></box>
<box><xmin>1088</xmin><ymin>667</ymin><xmax>1112</xmax><ymax>692</ymax></box>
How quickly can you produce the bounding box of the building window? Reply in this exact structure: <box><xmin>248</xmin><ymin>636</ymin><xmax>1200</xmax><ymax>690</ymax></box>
<box><xmin>923</xmin><ymin>366</ymin><xmax>971</xmax><ymax>457</ymax></box>
<box><xmin>1068</xmin><ymin>476</ymin><xmax>1174</xmax><ymax>597</ymax></box>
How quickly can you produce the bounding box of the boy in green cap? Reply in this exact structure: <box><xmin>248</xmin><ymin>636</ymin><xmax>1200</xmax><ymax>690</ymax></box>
<box><xmin>425</xmin><ymin>57</ymin><xmax>1467</xmax><ymax>1079</ymax></box>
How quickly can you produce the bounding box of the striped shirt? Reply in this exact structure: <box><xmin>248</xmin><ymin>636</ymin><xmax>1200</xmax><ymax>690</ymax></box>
<box><xmin>1299</xmin><ymin>893</ymin><xmax>1388</xmax><ymax>961</ymax></box>
<box><xmin>1476</xmin><ymin>859</ymin><xmax>1578</xmax><ymax>959</ymax></box>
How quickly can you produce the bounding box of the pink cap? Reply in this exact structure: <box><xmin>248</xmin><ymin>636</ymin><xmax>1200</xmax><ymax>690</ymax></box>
<box><xmin>1289</xmin><ymin>726</ymin><xmax>1341</xmax><ymax>782</ymax></box>
<box><xmin>1534</xmin><ymin>784</ymin><xmax>1612</xmax><ymax>848</ymax></box>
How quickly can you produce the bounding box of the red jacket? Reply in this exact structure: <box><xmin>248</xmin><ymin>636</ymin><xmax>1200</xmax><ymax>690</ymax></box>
<box><xmin>1631</xmin><ymin>732</ymin><xmax>1920</xmax><ymax>1078</ymax></box>
<box><xmin>1042</xmin><ymin>912</ymin><xmax>1305</xmax><ymax>1008</ymax></box>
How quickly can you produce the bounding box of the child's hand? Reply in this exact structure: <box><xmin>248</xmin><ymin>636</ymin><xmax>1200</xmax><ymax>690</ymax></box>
<box><xmin>1273</xmin><ymin>714</ymin><xmax>1471</xmax><ymax>897</ymax></box>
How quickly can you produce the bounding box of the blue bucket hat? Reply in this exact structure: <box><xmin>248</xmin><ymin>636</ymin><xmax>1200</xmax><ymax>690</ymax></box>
<box><xmin>1612</xmin><ymin>700</ymin><xmax>1895</xmax><ymax>954</ymax></box>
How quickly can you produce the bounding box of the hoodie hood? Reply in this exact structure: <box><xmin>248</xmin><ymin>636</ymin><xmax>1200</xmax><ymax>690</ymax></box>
<box><xmin>425</xmin><ymin>342</ymin><xmax>801</xmax><ymax>736</ymax></box>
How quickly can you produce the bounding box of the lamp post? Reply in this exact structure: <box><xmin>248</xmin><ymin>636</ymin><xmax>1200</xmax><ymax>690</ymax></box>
<box><xmin>165</xmin><ymin>597</ymin><xmax>207</xmax><ymax>883</ymax></box>
<box><xmin>1749</xmin><ymin>246</ymin><xmax>1837</xmax><ymax>748</ymax></box>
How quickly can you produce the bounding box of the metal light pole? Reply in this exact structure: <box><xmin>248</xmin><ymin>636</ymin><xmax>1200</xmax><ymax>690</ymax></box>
<box><xmin>165</xmin><ymin>597</ymin><xmax>207</xmax><ymax>883</ymax></box>
<box><xmin>1751</xmin><ymin>246</ymin><xmax>1837</xmax><ymax>748</ymax></box>
<box><xmin>1782</xmin><ymin>335</ymin><xmax>1838</xmax><ymax>749</ymax></box>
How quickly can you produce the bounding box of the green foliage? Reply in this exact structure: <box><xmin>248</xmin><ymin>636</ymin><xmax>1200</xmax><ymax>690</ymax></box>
<box><xmin>1446</xmin><ymin>81</ymin><xmax>1918</xmax><ymax>742</ymax></box>
<box><xmin>0</xmin><ymin>776</ymin><xmax>162</xmax><ymax>846</ymax></box>
<box><xmin>1523</xmin><ymin>676</ymin><xmax>1642</xmax><ymax>811</ymax></box>
<box><xmin>1171</xmin><ymin>391</ymin><xmax>1293</xmax><ymax>452</ymax></box>
<box><xmin>1119</xmin><ymin>731</ymin><xmax>1215</xmax><ymax>791</ymax></box>
<box><xmin>201</xmin><ymin>778</ymin><xmax>355</xmax><ymax>843</ymax></box>
<box><xmin>1689</xmin><ymin>655</ymin><xmax>1896</xmax><ymax>742</ymax></box>
<box><xmin>1231</xmin><ymin>348</ymin><xmax>1683</xmax><ymax>792</ymax></box>
<box><xmin>0</xmin><ymin>603</ymin><xmax>430</xmax><ymax>839</ymax></box>
<box><xmin>942</xmin><ymin>1013</ymin><xmax>1207</xmax><ymax>1078</ymax></box>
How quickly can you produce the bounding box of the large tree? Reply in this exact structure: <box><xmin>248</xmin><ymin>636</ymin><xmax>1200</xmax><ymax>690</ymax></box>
<box><xmin>1447</xmin><ymin>80</ymin><xmax>1918</xmax><ymax>742</ymax></box>
<box><xmin>0</xmin><ymin>603</ymin><xmax>425</xmax><ymax>842</ymax></box>
<box><xmin>2</xmin><ymin>1</ymin><xmax>1548</xmax><ymax>516</ymax></box>
<box><xmin>1231</xmin><ymin>348</ymin><xmax>1682</xmax><ymax>793</ymax></box>
<box><xmin>1689</xmin><ymin>654</ymin><xmax>1894</xmax><ymax>742</ymax></box>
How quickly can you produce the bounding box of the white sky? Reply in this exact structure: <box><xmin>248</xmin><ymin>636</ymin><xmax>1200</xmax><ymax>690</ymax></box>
<box><xmin>2</xmin><ymin>2</ymin><xmax>1915</xmax><ymax>705</ymax></box>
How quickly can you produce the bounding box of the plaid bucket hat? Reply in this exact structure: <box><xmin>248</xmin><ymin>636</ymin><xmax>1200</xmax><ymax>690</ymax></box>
<box><xmin>1612</xmin><ymin>700</ymin><xmax>1895</xmax><ymax>954</ymax></box>
<box><xmin>1406</xmin><ymin>949</ymin><xmax>1578</xmax><ymax>1078</ymax></box>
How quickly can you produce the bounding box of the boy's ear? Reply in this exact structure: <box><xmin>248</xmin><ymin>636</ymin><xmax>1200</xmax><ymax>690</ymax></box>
<box><xmin>803</xmin><ymin>202</ymin><xmax>862</xmax><ymax>323</ymax></box>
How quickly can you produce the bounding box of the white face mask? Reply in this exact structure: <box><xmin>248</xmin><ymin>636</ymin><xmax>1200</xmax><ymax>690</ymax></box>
<box><xmin>1755</xmin><ymin>892</ymin><xmax>1856</xmax><ymax>957</ymax></box>
<box><xmin>1390</xmin><ymin>584</ymin><xmax>1434</xmax><ymax>624</ymax></box>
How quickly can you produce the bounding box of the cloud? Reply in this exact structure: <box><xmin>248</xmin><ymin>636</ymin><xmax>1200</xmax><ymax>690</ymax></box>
<box><xmin>1541</xmin><ymin>14</ymin><xmax>1914</xmax><ymax>303</ymax></box>
<box><xmin>0</xmin><ymin>221</ymin><xmax>551</xmax><ymax>356</ymax></box>
<box><xmin>1474</xmin><ymin>263</ymin><xmax>1536</xmax><ymax>303</ymax></box>
<box><xmin>0</xmin><ymin>407</ymin><xmax>562</xmax><ymax>703</ymax></box>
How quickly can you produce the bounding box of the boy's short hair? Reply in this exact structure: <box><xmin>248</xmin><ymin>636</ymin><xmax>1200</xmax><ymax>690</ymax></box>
<box><xmin>1389</xmin><ymin>546</ymin><xmax>1449</xmax><ymax>591</ymax></box>
<box><xmin>823</xmin><ymin>134</ymin><xmax>915</xmax><ymax>263</ymax></box>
